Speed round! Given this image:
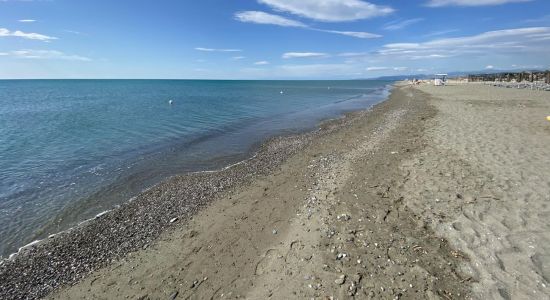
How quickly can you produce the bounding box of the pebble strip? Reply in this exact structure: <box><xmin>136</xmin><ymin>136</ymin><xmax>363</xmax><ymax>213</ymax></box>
<box><xmin>0</xmin><ymin>106</ymin><xmax>372</xmax><ymax>299</ymax></box>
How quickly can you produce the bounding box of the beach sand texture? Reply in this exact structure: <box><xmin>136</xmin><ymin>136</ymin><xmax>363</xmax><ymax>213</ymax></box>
<box><xmin>403</xmin><ymin>84</ymin><xmax>550</xmax><ymax>299</ymax></box>
<box><xmin>48</xmin><ymin>87</ymin><xmax>471</xmax><ymax>299</ymax></box>
<box><xmin>8</xmin><ymin>84</ymin><xmax>549</xmax><ymax>299</ymax></box>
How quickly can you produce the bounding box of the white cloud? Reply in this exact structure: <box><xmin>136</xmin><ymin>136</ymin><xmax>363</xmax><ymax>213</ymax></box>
<box><xmin>422</xmin><ymin>29</ymin><xmax>459</xmax><ymax>38</ymax></box>
<box><xmin>0</xmin><ymin>27</ymin><xmax>57</xmax><ymax>41</ymax></box>
<box><xmin>383</xmin><ymin>18</ymin><xmax>424</xmax><ymax>31</ymax></box>
<box><xmin>235</xmin><ymin>64</ymin><xmax>350</xmax><ymax>79</ymax></box>
<box><xmin>234</xmin><ymin>11</ymin><xmax>306</xmax><ymax>27</ymax></box>
<box><xmin>393</xmin><ymin>67</ymin><xmax>408</xmax><ymax>71</ymax></box>
<box><xmin>254</xmin><ymin>60</ymin><xmax>270</xmax><ymax>65</ymax></box>
<box><xmin>282</xmin><ymin>52</ymin><xmax>328</xmax><ymax>59</ymax></box>
<box><xmin>379</xmin><ymin>27</ymin><xmax>550</xmax><ymax>59</ymax></box>
<box><xmin>278</xmin><ymin>63</ymin><xmax>357</xmax><ymax>77</ymax></box>
<box><xmin>18</xmin><ymin>19</ymin><xmax>36</xmax><ymax>23</ymax></box>
<box><xmin>316</xmin><ymin>29</ymin><xmax>381</xmax><ymax>38</ymax></box>
<box><xmin>9</xmin><ymin>49</ymin><xmax>91</xmax><ymax>61</ymax></box>
<box><xmin>338</xmin><ymin>52</ymin><xmax>369</xmax><ymax>57</ymax></box>
<box><xmin>234</xmin><ymin>11</ymin><xmax>381</xmax><ymax>39</ymax></box>
<box><xmin>258</xmin><ymin>0</ymin><xmax>394</xmax><ymax>22</ymax></box>
<box><xmin>231</xmin><ymin>56</ymin><xmax>245</xmax><ymax>60</ymax></box>
<box><xmin>426</xmin><ymin>0</ymin><xmax>531</xmax><ymax>7</ymax></box>
<box><xmin>63</xmin><ymin>30</ymin><xmax>83</xmax><ymax>35</ymax></box>
<box><xmin>366</xmin><ymin>66</ymin><xmax>389</xmax><ymax>71</ymax></box>
<box><xmin>485</xmin><ymin>65</ymin><xmax>495</xmax><ymax>69</ymax></box>
<box><xmin>410</xmin><ymin>54</ymin><xmax>450</xmax><ymax>59</ymax></box>
<box><xmin>195</xmin><ymin>47</ymin><xmax>242</xmax><ymax>52</ymax></box>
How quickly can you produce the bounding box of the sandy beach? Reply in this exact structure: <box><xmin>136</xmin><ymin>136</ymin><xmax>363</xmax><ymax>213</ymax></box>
<box><xmin>2</xmin><ymin>83</ymin><xmax>549</xmax><ymax>299</ymax></box>
<box><xmin>46</xmin><ymin>85</ymin><xmax>466</xmax><ymax>300</ymax></box>
<box><xmin>404</xmin><ymin>84</ymin><xmax>550</xmax><ymax>299</ymax></box>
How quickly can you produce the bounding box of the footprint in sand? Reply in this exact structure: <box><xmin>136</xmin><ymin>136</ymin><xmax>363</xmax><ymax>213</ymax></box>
<box><xmin>255</xmin><ymin>249</ymin><xmax>283</xmax><ymax>275</ymax></box>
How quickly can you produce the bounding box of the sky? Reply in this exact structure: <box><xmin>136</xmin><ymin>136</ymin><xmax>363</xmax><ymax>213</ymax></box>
<box><xmin>1</xmin><ymin>0</ymin><xmax>550</xmax><ymax>79</ymax></box>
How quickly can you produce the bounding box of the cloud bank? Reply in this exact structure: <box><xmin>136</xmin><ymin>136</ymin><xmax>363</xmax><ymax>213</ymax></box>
<box><xmin>378</xmin><ymin>27</ymin><xmax>550</xmax><ymax>59</ymax></box>
<box><xmin>234</xmin><ymin>11</ymin><xmax>381</xmax><ymax>39</ymax></box>
<box><xmin>235</xmin><ymin>11</ymin><xmax>306</xmax><ymax>27</ymax></box>
<box><xmin>258</xmin><ymin>0</ymin><xmax>394</xmax><ymax>22</ymax></box>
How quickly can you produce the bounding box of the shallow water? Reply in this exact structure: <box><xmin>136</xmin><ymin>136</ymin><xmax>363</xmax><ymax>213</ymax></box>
<box><xmin>0</xmin><ymin>79</ymin><xmax>390</xmax><ymax>256</ymax></box>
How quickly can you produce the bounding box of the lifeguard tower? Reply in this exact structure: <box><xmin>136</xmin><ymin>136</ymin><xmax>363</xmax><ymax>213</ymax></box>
<box><xmin>434</xmin><ymin>74</ymin><xmax>448</xmax><ymax>86</ymax></box>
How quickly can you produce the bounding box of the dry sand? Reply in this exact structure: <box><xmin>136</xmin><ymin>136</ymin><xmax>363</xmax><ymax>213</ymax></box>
<box><xmin>403</xmin><ymin>84</ymin><xmax>550</xmax><ymax>299</ymax></box>
<box><xmin>41</xmin><ymin>84</ymin><xmax>550</xmax><ymax>299</ymax></box>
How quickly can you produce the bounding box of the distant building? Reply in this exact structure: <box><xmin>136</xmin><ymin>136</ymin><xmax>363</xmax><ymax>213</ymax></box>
<box><xmin>468</xmin><ymin>71</ymin><xmax>550</xmax><ymax>84</ymax></box>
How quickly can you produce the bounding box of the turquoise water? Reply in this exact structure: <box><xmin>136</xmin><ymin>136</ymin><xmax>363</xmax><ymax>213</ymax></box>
<box><xmin>0</xmin><ymin>79</ymin><xmax>391</xmax><ymax>256</ymax></box>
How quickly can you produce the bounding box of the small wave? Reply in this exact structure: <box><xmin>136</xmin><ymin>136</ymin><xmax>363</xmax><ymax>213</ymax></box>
<box><xmin>88</xmin><ymin>164</ymin><xmax>105</xmax><ymax>175</ymax></box>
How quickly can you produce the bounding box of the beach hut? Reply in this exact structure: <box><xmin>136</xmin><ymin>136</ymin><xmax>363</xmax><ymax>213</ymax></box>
<box><xmin>434</xmin><ymin>74</ymin><xmax>448</xmax><ymax>86</ymax></box>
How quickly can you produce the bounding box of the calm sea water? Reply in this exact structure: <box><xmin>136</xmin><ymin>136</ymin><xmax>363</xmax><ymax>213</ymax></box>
<box><xmin>0</xmin><ymin>79</ymin><xmax>391</xmax><ymax>256</ymax></box>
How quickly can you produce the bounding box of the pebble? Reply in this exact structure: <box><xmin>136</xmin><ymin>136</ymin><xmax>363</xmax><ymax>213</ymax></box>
<box><xmin>335</xmin><ymin>274</ymin><xmax>346</xmax><ymax>285</ymax></box>
<box><xmin>0</xmin><ymin>104</ymin><xmax>365</xmax><ymax>299</ymax></box>
<box><xmin>337</xmin><ymin>213</ymin><xmax>351</xmax><ymax>221</ymax></box>
<box><xmin>336</xmin><ymin>253</ymin><xmax>347</xmax><ymax>260</ymax></box>
<box><xmin>348</xmin><ymin>283</ymin><xmax>357</xmax><ymax>296</ymax></box>
<box><xmin>169</xmin><ymin>291</ymin><xmax>179</xmax><ymax>300</ymax></box>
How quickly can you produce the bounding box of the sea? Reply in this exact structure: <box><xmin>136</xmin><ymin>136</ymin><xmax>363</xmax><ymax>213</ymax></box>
<box><xmin>0</xmin><ymin>79</ymin><xmax>391</xmax><ymax>257</ymax></box>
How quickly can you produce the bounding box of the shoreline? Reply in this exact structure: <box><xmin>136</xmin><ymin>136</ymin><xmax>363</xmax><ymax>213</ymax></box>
<box><xmin>7</xmin><ymin>147</ymin><xmax>266</xmax><ymax>261</ymax></box>
<box><xmin>45</xmin><ymin>82</ymin><xmax>550</xmax><ymax>299</ymax></box>
<box><xmin>0</xmin><ymin>84</ymin><xmax>394</xmax><ymax>299</ymax></box>
<box><xmin>48</xmin><ymin>84</ymin><xmax>473</xmax><ymax>299</ymax></box>
<box><xmin>13</xmin><ymin>82</ymin><xmax>548</xmax><ymax>299</ymax></box>
<box><xmin>0</xmin><ymin>82</ymin><xmax>391</xmax><ymax>259</ymax></box>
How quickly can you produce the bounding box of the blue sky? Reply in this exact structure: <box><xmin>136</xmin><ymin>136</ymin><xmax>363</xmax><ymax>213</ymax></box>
<box><xmin>1</xmin><ymin>0</ymin><xmax>549</xmax><ymax>79</ymax></box>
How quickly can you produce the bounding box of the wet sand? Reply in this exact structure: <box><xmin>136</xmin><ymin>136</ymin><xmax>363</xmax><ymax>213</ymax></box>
<box><xmin>45</xmin><ymin>86</ymin><xmax>471</xmax><ymax>299</ymax></box>
<box><xmin>3</xmin><ymin>84</ymin><xmax>549</xmax><ymax>299</ymax></box>
<box><xmin>0</xmin><ymin>85</ymin><xmax>398</xmax><ymax>299</ymax></box>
